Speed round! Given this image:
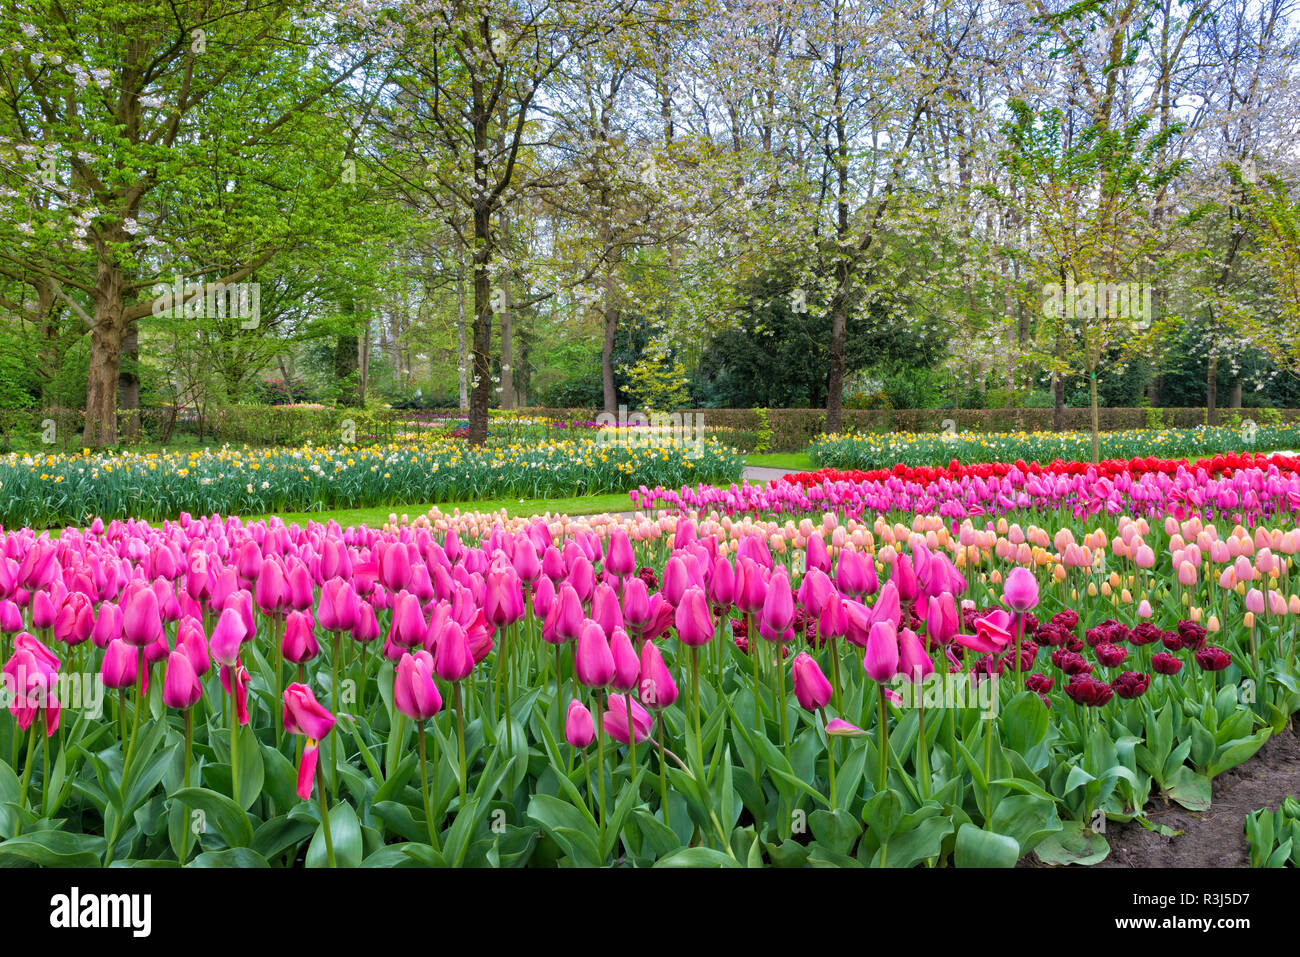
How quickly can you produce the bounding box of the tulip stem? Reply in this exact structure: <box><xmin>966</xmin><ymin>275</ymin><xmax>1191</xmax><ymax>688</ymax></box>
<box><xmin>417</xmin><ymin>724</ymin><xmax>441</xmax><ymax>851</ymax></box>
<box><xmin>580</xmin><ymin>746</ymin><xmax>592</xmax><ymax>816</ymax></box>
<box><xmin>917</xmin><ymin>700</ymin><xmax>931</xmax><ymax>801</ymax></box>
<box><xmin>231</xmin><ymin>700</ymin><xmax>241</xmax><ymax>808</ymax></box>
<box><xmin>876</xmin><ymin>683</ymin><xmax>889</xmax><ymax>793</ymax></box>
<box><xmin>181</xmin><ymin>709</ymin><xmax>194</xmax><ymax>856</ymax></box>
<box><xmin>777</xmin><ymin>649</ymin><xmax>789</xmax><ymax>757</ymax></box>
<box><xmin>593</xmin><ymin>688</ymin><xmax>608</xmax><ymax>854</ymax></box>
<box><xmin>318</xmin><ymin>780</ymin><xmax>336</xmax><ymax>868</ymax></box>
<box><xmin>15</xmin><ymin>720</ymin><xmax>38</xmax><ymax>836</ymax></box>
<box><xmin>691</xmin><ymin>646</ymin><xmax>702</xmax><ymax>754</ymax></box>
<box><xmin>748</xmin><ymin>613</ymin><xmax>764</xmax><ymax>721</ymax></box>
<box><xmin>626</xmin><ymin>693</ymin><xmax>638</xmax><ymax>785</ymax></box>
<box><xmin>125</xmin><ymin>647</ymin><xmax>145</xmax><ymax>770</ymax></box>
<box><xmin>983</xmin><ymin>718</ymin><xmax>994</xmax><ymax>829</ymax></box>
<box><xmin>272</xmin><ymin>616</ymin><xmax>283</xmax><ymax>746</ymax></box>
<box><xmin>820</xmin><ymin>708</ymin><xmax>837</xmax><ymax>809</ymax></box>
<box><xmin>454</xmin><ymin>682</ymin><xmax>467</xmax><ymax>807</ymax></box>
<box><xmin>657</xmin><ymin>714</ymin><xmax>671</xmax><ymax>829</ymax></box>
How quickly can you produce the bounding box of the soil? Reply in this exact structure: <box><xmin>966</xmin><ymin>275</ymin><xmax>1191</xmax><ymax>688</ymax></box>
<box><xmin>1080</xmin><ymin>723</ymin><xmax>1300</xmax><ymax>868</ymax></box>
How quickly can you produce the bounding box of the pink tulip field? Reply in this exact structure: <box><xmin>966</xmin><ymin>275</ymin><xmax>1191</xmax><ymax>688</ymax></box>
<box><xmin>0</xmin><ymin>451</ymin><xmax>1298</xmax><ymax>868</ymax></box>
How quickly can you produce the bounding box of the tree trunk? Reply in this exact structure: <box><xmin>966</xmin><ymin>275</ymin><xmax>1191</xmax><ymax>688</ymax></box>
<box><xmin>84</xmin><ymin>263</ymin><xmax>126</xmax><ymax>448</ymax></box>
<box><xmin>1230</xmin><ymin>378</ymin><xmax>1242</xmax><ymax>409</ymax></box>
<box><xmin>467</xmin><ymin>206</ymin><xmax>493</xmax><ymax>445</ymax></box>
<box><xmin>1052</xmin><ymin>372</ymin><xmax>1065</xmax><ymax>432</ymax></box>
<box><xmin>1207</xmin><ymin>353</ymin><xmax>1218</xmax><ymax>425</ymax></box>
<box><xmin>335</xmin><ymin>298</ymin><xmax>360</xmax><ymax>408</ymax></box>
<box><xmin>826</xmin><ymin>295</ymin><xmax>847</xmax><ymax>433</ymax></box>
<box><xmin>601</xmin><ymin>297</ymin><xmax>618</xmax><ymax>414</ymax></box>
<box><xmin>119</xmin><ymin>321</ymin><xmax>140</xmax><ymax>441</ymax></box>
<box><xmin>1089</xmin><ymin>369</ymin><xmax>1100</xmax><ymax>463</ymax></box>
<box><xmin>456</xmin><ymin>255</ymin><xmax>469</xmax><ymax>411</ymax></box>
<box><xmin>500</xmin><ymin>296</ymin><xmax>515</xmax><ymax>409</ymax></box>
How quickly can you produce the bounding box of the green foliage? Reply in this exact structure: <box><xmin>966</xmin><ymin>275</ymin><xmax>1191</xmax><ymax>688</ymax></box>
<box><xmin>808</xmin><ymin>423</ymin><xmax>1300</xmax><ymax>470</ymax></box>
<box><xmin>752</xmin><ymin>408</ymin><xmax>772</xmax><ymax>454</ymax></box>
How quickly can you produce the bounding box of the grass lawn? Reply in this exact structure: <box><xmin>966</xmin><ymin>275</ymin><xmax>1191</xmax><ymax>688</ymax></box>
<box><xmin>744</xmin><ymin>452</ymin><xmax>815</xmax><ymax>470</ymax></box>
<box><xmin>248</xmin><ymin>490</ymin><xmax>637</xmax><ymax>528</ymax></box>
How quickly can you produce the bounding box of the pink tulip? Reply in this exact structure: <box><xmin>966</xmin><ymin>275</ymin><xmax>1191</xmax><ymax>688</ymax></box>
<box><xmin>575</xmin><ymin>619</ymin><xmax>615</xmax><ymax>689</ymax></box>
<box><xmin>791</xmin><ymin>652</ymin><xmax>833</xmax><ymax>711</ymax></box>
<box><xmin>592</xmin><ymin>582</ymin><xmax>624</xmax><ymax>637</ymax></box>
<box><xmin>759</xmin><ymin>569</ymin><xmax>795</xmax><ymax>641</ymax></box>
<box><xmin>394</xmin><ymin>650</ymin><xmax>442</xmax><ymax>721</ymax></box>
<box><xmin>604</xmin><ymin>693</ymin><xmax>652</xmax><ymax>745</ymax></box>
<box><xmin>122</xmin><ymin>585</ymin><xmax>163</xmax><ymax>647</ymax></box>
<box><xmin>485</xmin><ymin>560</ymin><xmax>525</xmax><ymax>627</ymax></box>
<box><xmin>610</xmin><ymin>627</ymin><xmax>640</xmax><ymax>692</ymax></box>
<box><xmin>897</xmin><ymin>627</ymin><xmax>934</xmax><ymax>682</ymax></box>
<box><xmin>622</xmin><ymin>576</ymin><xmax>651</xmax><ymax>629</ymax></box>
<box><xmin>162</xmin><ymin>650</ymin><xmax>203</xmax><ymax>710</ymax></box>
<box><xmin>553</xmin><ymin>583</ymin><xmax>585</xmax><ymax>643</ymax></box>
<box><xmin>674</xmin><ymin>586</ymin><xmax>714</xmax><ymax>647</ymax></box>
<box><xmin>432</xmin><ymin>620</ymin><xmax>475</xmax><ymax>682</ymax></box>
<box><xmin>1002</xmin><ymin>566</ymin><xmax>1039</xmax><ymax>612</ymax></box>
<box><xmin>863</xmin><ymin>620</ymin><xmax>900</xmax><ymax>682</ymax></box>
<box><xmin>925</xmin><ymin>592</ymin><xmax>958</xmax><ymax>646</ymax></box>
<box><xmin>209</xmin><ymin>606</ymin><xmax>247</xmax><ymax>668</ymax></box>
<box><xmin>638</xmin><ymin>641</ymin><xmax>678</xmax><ymax>710</ymax></box>
<box><xmin>283</xmin><ymin>682</ymin><xmax>336</xmax><ymax>740</ymax></box>
<box><xmin>605</xmin><ymin>528</ymin><xmax>636</xmax><ymax>579</ymax></box>
<box><xmin>565</xmin><ymin>699</ymin><xmax>596</xmax><ymax>748</ymax></box>
<box><xmin>100</xmin><ymin>638</ymin><xmax>138</xmax><ymax>690</ymax></box>
<box><xmin>282</xmin><ymin>609</ymin><xmax>320</xmax><ymax>664</ymax></box>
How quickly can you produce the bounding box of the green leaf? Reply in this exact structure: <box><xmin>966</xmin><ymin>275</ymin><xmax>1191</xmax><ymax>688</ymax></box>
<box><xmin>1209</xmin><ymin>729</ymin><xmax>1271</xmax><ymax>778</ymax></box>
<box><xmin>654</xmin><ymin>846</ymin><xmax>743</xmax><ymax>868</ymax></box>
<box><xmin>1164</xmin><ymin>766</ymin><xmax>1211</xmax><ymax>811</ymax></box>
<box><xmin>862</xmin><ymin>790</ymin><xmax>902</xmax><ymax>844</ymax></box>
<box><xmin>259</xmin><ymin>744</ymin><xmax>300</xmax><ymax>809</ymax></box>
<box><xmin>1034</xmin><ymin>820</ymin><xmax>1110</xmax><ymax>866</ymax></box>
<box><xmin>989</xmin><ymin>795</ymin><xmax>1062</xmax><ymax>855</ymax></box>
<box><xmin>0</xmin><ymin>829</ymin><xmax>106</xmax><ymax>867</ymax></box>
<box><xmin>188</xmin><ymin>848</ymin><xmax>271</xmax><ymax>868</ymax></box>
<box><xmin>252</xmin><ymin>816</ymin><xmax>317</xmax><ymax>862</ymax></box>
<box><xmin>527</xmin><ymin>793</ymin><xmax>602</xmax><ymax>867</ymax></box>
<box><xmin>954</xmin><ymin>824</ymin><xmax>1019</xmax><ymax>867</ymax></box>
<box><xmin>170</xmin><ymin>787</ymin><xmax>254</xmax><ymax>848</ymax></box>
<box><xmin>306</xmin><ymin>802</ymin><xmax>362</xmax><ymax>868</ymax></box>
<box><xmin>1002</xmin><ymin>691</ymin><xmax>1050</xmax><ymax>753</ymax></box>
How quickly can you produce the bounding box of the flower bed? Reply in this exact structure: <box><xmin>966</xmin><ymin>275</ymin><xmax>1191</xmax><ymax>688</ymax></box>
<box><xmin>808</xmin><ymin>425</ymin><xmax>1300</xmax><ymax>471</ymax></box>
<box><xmin>0</xmin><ymin>435</ymin><xmax>742</xmax><ymax>529</ymax></box>
<box><xmin>0</xmin><ymin>476</ymin><xmax>1296</xmax><ymax>867</ymax></box>
<box><xmin>631</xmin><ymin>456</ymin><xmax>1300</xmax><ymax>525</ymax></box>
